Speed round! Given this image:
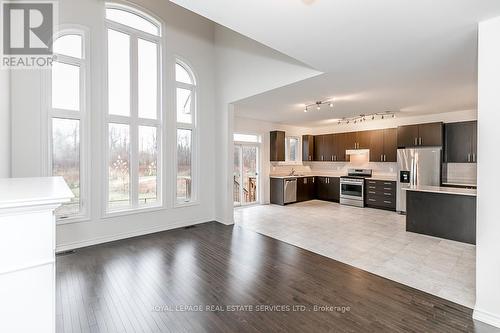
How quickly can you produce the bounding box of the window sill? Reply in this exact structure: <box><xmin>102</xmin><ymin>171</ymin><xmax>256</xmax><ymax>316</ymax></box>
<box><xmin>103</xmin><ymin>204</ymin><xmax>165</xmax><ymax>219</ymax></box>
<box><xmin>173</xmin><ymin>200</ymin><xmax>199</xmax><ymax>208</ymax></box>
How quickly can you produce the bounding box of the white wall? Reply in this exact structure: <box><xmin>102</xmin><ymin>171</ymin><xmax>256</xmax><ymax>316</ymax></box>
<box><xmin>474</xmin><ymin>16</ymin><xmax>500</xmax><ymax>328</ymax></box>
<box><xmin>213</xmin><ymin>26</ymin><xmax>322</xmax><ymax>224</ymax></box>
<box><xmin>11</xmin><ymin>0</ymin><xmax>217</xmax><ymax>250</ymax></box>
<box><xmin>0</xmin><ymin>69</ymin><xmax>9</xmax><ymax>178</ymax></box>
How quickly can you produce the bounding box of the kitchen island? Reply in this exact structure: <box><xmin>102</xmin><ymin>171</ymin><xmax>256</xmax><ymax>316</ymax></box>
<box><xmin>404</xmin><ymin>185</ymin><xmax>476</xmax><ymax>244</ymax></box>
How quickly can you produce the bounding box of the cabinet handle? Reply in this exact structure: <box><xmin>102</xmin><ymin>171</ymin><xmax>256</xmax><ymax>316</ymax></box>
<box><xmin>383</xmin><ymin>182</ymin><xmax>392</xmax><ymax>185</ymax></box>
<box><xmin>380</xmin><ymin>155</ymin><xmax>383</xmax><ymax>162</ymax></box>
<box><xmin>467</xmin><ymin>153</ymin><xmax>470</xmax><ymax>162</ymax></box>
<box><xmin>419</xmin><ymin>137</ymin><xmax>422</xmax><ymax>145</ymax></box>
<box><xmin>368</xmin><ymin>199</ymin><xmax>376</xmax><ymax>202</ymax></box>
<box><xmin>414</xmin><ymin>137</ymin><xmax>418</xmax><ymax>145</ymax></box>
<box><xmin>368</xmin><ymin>191</ymin><xmax>376</xmax><ymax>194</ymax></box>
<box><xmin>369</xmin><ymin>186</ymin><xmax>376</xmax><ymax>189</ymax></box>
<box><xmin>384</xmin><ymin>201</ymin><xmax>392</xmax><ymax>204</ymax></box>
<box><xmin>321</xmin><ymin>155</ymin><xmax>324</xmax><ymax>161</ymax></box>
<box><xmin>384</xmin><ymin>154</ymin><xmax>387</xmax><ymax>162</ymax></box>
<box><xmin>383</xmin><ymin>187</ymin><xmax>392</xmax><ymax>190</ymax></box>
<box><xmin>384</xmin><ymin>193</ymin><xmax>392</xmax><ymax>196</ymax></box>
<box><xmin>473</xmin><ymin>153</ymin><xmax>476</xmax><ymax>162</ymax></box>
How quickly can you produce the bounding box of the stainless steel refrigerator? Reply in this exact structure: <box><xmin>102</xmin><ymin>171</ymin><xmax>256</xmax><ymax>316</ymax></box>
<box><xmin>396</xmin><ymin>147</ymin><xmax>441</xmax><ymax>213</ymax></box>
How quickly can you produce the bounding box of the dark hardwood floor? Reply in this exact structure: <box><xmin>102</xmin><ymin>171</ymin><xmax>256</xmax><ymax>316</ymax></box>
<box><xmin>57</xmin><ymin>222</ymin><xmax>497</xmax><ymax>333</ymax></box>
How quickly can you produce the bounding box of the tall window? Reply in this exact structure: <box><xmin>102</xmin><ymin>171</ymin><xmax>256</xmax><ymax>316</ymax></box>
<box><xmin>175</xmin><ymin>61</ymin><xmax>196</xmax><ymax>204</ymax></box>
<box><xmin>105</xmin><ymin>4</ymin><xmax>162</xmax><ymax>211</ymax></box>
<box><xmin>49</xmin><ymin>30</ymin><xmax>88</xmax><ymax>220</ymax></box>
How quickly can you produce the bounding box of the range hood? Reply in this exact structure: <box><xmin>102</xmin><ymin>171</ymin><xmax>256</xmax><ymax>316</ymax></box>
<box><xmin>346</xmin><ymin>149</ymin><xmax>370</xmax><ymax>156</ymax></box>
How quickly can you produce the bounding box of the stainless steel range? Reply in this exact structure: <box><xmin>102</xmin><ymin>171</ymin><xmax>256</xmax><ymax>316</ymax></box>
<box><xmin>340</xmin><ymin>169</ymin><xmax>373</xmax><ymax>208</ymax></box>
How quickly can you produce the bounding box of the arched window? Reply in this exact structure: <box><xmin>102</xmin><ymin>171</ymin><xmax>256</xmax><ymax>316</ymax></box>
<box><xmin>175</xmin><ymin>60</ymin><xmax>197</xmax><ymax>204</ymax></box>
<box><xmin>48</xmin><ymin>29</ymin><xmax>88</xmax><ymax>221</ymax></box>
<box><xmin>105</xmin><ymin>4</ymin><xmax>162</xmax><ymax>212</ymax></box>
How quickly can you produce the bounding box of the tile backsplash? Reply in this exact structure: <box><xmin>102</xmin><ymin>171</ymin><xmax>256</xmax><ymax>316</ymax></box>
<box><xmin>442</xmin><ymin>163</ymin><xmax>477</xmax><ymax>185</ymax></box>
<box><xmin>270</xmin><ymin>161</ymin><xmax>397</xmax><ymax>176</ymax></box>
<box><xmin>306</xmin><ymin>161</ymin><xmax>397</xmax><ymax>175</ymax></box>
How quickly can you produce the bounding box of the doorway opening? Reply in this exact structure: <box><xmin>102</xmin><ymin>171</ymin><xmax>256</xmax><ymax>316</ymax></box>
<box><xmin>233</xmin><ymin>134</ymin><xmax>260</xmax><ymax>207</ymax></box>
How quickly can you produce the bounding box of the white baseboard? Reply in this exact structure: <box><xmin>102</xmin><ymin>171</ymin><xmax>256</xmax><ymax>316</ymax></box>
<box><xmin>473</xmin><ymin>308</ymin><xmax>500</xmax><ymax>328</ymax></box>
<box><xmin>56</xmin><ymin>218</ymin><xmax>211</xmax><ymax>253</ymax></box>
<box><xmin>215</xmin><ymin>215</ymin><xmax>234</xmax><ymax>225</ymax></box>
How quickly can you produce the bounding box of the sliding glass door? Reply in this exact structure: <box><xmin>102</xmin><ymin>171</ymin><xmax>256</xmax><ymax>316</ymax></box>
<box><xmin>234</xmin><ymin>144</ymin><xmax>259</xmax><ymax>206</ymax></box>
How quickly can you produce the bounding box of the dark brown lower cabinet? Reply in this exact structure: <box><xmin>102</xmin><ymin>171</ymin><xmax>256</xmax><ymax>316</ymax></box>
<box><xmin>270</xmin><ymin>178</ymin><xmax>284</xmax><ymax>205</ymax></box>
<box><xmin>316</xmin><ymin>177</ymin><xmax>340</xmax><ymax>202</ymax></box>
<box><xmin>365</xmin><ymin>179</ymin><xmax>396</xmax><ymax>211</ymax></box>
<box><xmin>297</xmin><ymin>177</ymin><xmax>315</xmax><ymax>202</ymax></box>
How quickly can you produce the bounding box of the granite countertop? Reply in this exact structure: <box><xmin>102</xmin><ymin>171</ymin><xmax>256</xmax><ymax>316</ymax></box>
<box><xmin>403</xmin><ymin>185</ymin><xmax>477</xmax><ymax>197</ymax></box>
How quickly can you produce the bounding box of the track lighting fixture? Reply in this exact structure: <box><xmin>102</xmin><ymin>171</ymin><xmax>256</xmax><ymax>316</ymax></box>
<box><xmin>336</xmin><ymin>111</ymin><xmax>397</xmax><ymax>125</ymax></box>
<box><xmin>302</xmin><ymin>99</ymin><xmax>335</xmax><ymax>113</ymax></box>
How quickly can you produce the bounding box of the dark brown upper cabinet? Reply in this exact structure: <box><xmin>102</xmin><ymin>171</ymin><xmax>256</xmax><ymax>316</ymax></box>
<box><xmin>369</xmin><ymin>128</ymin><xmax>397</xmax><ymax>162</ymax></box>
<box><xmin>383</xmin><ymin>128</ymin><xmax>398</xmax><ymax>162</ymax></box>
<box><xmin>270</xmin><ymin>131</ymin><xmax>285</xmax><ymax>161</ymax></box>
<box><xmin>444</xmin><ymin>121</ymin><xmax>477</xmax><ymax>163</ymax></box>
<box><xmin>357</xmin><ymin>131</ymin><xmax>371</xmax><ymax>149</ymax></box>
<box><xmin>369</xmin><ymin>130</ymin><xmax>384</xmax><ymax>162</ymax></box>
<box><xmin>397</xmin><ymin>125</ymin><xmax>419</xmax><ymax>147</ymax></box>
<box><xmin>397</xmin><ymin>122</ymin><xmax>443</xmax><ymax>148</ymax></box>
<box><xmin>314</xmin><ymin>134</ymin><xmax>335</xmax><ymax>161</ymax></box>
<box><xmin>302</xmin><ymin>135</ymin><xmax>314</xmax><ymax>162</ymax></box>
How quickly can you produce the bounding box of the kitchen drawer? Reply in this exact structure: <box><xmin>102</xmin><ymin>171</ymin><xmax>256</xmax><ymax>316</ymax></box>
<box><xmin>366</xmin><ymin>180</ymin><xmax>396</xmax><ymax>189</ymax></box>
<box><xmin>366</xmin><ymin>190</ymin><xmax>396</xmax><ymax>200</ymax></box>
<box><xmin>366</xmin><ymin>196</ymin><xmax>396</xmax><ymax>210</ymax></box>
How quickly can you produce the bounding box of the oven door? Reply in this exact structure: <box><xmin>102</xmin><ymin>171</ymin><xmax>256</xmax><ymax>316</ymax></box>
<box><xmin>340</xmin><ymin>181</ymin><xmax>363</xmax><ymax>200</ymax></box>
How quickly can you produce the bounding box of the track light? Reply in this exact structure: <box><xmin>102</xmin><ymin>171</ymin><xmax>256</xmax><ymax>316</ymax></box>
<box><xmin>304</xmin><ymin>108</ymin><xmax>308</xmax><ymax>113</ymax></box>
<box><xmin>329</xmin><ymin>102</ymin><xmax>334</xmax><ymax>108</ymax></box>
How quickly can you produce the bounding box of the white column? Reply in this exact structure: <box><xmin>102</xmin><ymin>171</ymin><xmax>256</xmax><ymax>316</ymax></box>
<box><xmin>474</xmin><ymin>16</ymin><xmax>500</xmax><ymax>328</ymax></box>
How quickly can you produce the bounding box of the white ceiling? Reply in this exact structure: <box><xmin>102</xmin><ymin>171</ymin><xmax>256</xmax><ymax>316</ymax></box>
<box><xmin>170</xmin><ymin>0</ymin><xmax>500</xmax><ymax>126</ymax></box>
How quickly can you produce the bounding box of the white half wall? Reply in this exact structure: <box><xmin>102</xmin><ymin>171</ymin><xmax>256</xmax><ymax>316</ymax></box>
<box><xmin>0</xmin><ymin>69</ymin><xmax>10</xmax><ymax>178</ymax></box>
<box><xmin>474</xmin><ymin>16</ymin><xmax>500</xmax><ymax>328</ymax></box>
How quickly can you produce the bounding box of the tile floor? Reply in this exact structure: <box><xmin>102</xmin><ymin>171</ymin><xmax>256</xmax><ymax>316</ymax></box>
<box><xmin>235</xmin><ymin>200</ymin><xmax>476</xmax><ymax>308</ymax></box>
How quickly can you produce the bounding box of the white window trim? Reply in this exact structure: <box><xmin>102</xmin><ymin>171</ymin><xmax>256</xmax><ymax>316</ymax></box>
<box><xmin>43</xmin><ymin>26</ymin><xmax>91</xmax><ymax>224</ymax></box>
<box><xmin>103</xmin><ymin>3</ymin><xmax>164</xmax><ymax>215</ymax></box>
<box><xmin>174</xmin><ymin>57</ymin><xmax>199</xmax><ymax>207</ymax></box>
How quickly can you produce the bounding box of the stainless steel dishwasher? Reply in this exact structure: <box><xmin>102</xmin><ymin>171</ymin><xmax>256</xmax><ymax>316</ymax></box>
<box><xmin>284</xmin><ymin>178</ymin><xmax>297</xmax><ymax>204</ymax></box>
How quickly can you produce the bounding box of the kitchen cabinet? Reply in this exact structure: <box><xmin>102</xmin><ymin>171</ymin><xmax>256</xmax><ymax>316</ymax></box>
<box><xmin>356</xmin><ymin>131</ymin><xmax>371</xmax><ymax>149</ymax></box>
<box><xmin>369</xmin><ymin>128</ymin><xmax>397</xmax><ymax>162</ymax></box>
<box><xmin>297</xmin><ymin>177</ymin><xmax>315</xmax><ymax>202</ymax></box>
<box><xmin>369</xmin><ymin>130</ymin><xmax>384</xmax><ymax>162</ymax></box>
<box><xmin>302</xmin><ymin>135</ymin><xmax>314</xmax><ymax>162</ymax></box>
<box><xmin>270</xmin><ymin>131</ymin><xmax>285</xmax><ymax>161</ymax></box>
<box><xmin>444</xmin><ymin>121</ymin><xmax>477</xmax><ymax>163</ymax></box>
<box><xmin>316</xmin><ymin>176</ymin><xmax>340</xmax><ymax>202</ymax></box>
<box><xmin>270</xmin><ymin>178</ymin><xmax>284</xmax><ymax>205</ymax></box>
<box><xmin>314</xmin><ymin>134</ymin><xmax>335</xmax><ymax>161</ymax></box>
<box><xmin>383</xmin><ymin>128</ymin><xmax>398</xmax><ymax>162</ymax></box>
<box><xmin>397</xmin><ymin>122</ymin><xmax>443</xmax><ymax>148</ymax></box>
<box><xmin>365</xmin><ymin>179</ymin><xmax>396</xmax><ymax>210</ymax></box>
